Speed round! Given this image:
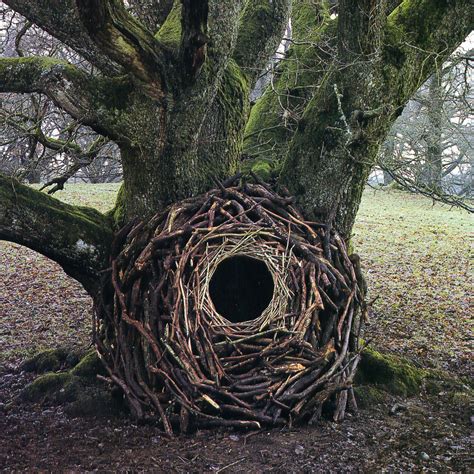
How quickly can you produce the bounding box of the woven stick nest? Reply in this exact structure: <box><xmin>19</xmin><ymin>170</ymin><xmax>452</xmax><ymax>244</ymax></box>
<box><xmin>95</xmin><ymin>179</ymin><xmax>365</xmax><ymax>435</ymax></box>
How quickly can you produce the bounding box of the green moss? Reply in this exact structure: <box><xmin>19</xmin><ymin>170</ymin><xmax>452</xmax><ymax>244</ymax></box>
<box><xmin>58</xmin><ymin>376</ymin><xmax>85</xmax><ymax>402</ymax></box>
<box><xmin>155</xmin><ymin>2</ymin><xmax>181</xmax><ymax>49</ymax></box>
<box><xmin>388</xmin><ymin>0</ymin><xmax>447</xmax><ymax>48</ymax></box>
<box><xmin>20</xmin><ymin>348</ymin><xmax>82</xmax><ymax>373</ymax></box>
<box><xmin>243</xmin><ymin>8</ymin><xmax>336</xmax><ymax>167</ymax></box>
<box><xmin>21</xmin><ymin>348</ymin><xmax>66</xmax><ymax>373</ymax></box>
<box><xmin>233</xmin><ymin>0</ymin><xmax>290</xmax><ymax>79</ymax></box>
<box><xmin>19</xmin><ymin>350</ymin><xmax>124</xmax><ymax>416</ymax></box>
<box><xmin>356</xmin><ymin>348</ymin><xmax>427</xmax><ymax>396</ymax></box>
<box><xmin>381</xmin><ymin>0</ymin><xmax>472</xmax><ymax>110</ymax></box>
<box><xmin>291</xmin><ymin>0</ymin><xmax>331</xmax><ymax>41</ymax></box>
<box><xmin>347</xmin><ymin>240</ymin><xmax>355</xmax><ymax>255</ymax></box>
<box><xmin>354</xmin><ymin>385</ymin><xmax>388</xmax><ymax>409</ymax></box>
<box><xmin>21</xmin><ymin>372</ymin><xmax>72</xmax><ymax>402</ymax></box>
<box><xmin>217</xmin><ymin>59</ymin><xmax>250</xmax><ymax>131</ymax></box>
<box><xmin>107</xmin><ymin>183</ymin><xmax>127</xmax><ymax>228</ymax></box>
<box><xmin>0</xmin><ymin>174</ymin><xmax>113</xmax><ymax>279</ymax></box>
<box><xmin>250</xmin><ymin>161</ymin><xmax>272</xmax><ymax>181</ymax></box>
<box><xmin>0</xmin><ymin>57</ymin><xmax>73</xmax><ymax>91</ymax></box>
<box><xmin>70</xmin><ymin>350</ymin><xmax>105</xmax><ymax>379</ymax></box>
<box><xmin>198</xmin><ymin>59</ymin><xmax>249</xmax><ymax>179</ymax></box>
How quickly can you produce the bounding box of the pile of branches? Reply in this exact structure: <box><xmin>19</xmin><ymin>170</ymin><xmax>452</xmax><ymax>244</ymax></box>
<box><xmin>95</xmin><ymin>178</ymin><xmax>365</xmax><ymax>435</ymax></box>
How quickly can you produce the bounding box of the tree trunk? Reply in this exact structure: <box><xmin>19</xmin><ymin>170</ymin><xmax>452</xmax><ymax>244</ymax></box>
<box><xmin>244</xmin><ymin>0</ymin><xmax>471</xmax><ymax>238</ymax></box>
<box><xmin>423</xmin><ymin>72</ymin><xmax>444</xmax><ymax>191</ymax></box>
<box><xmin>114</xmin><ymin>58</ymin><xmax>250</xmax><ymax>222</ymax></box>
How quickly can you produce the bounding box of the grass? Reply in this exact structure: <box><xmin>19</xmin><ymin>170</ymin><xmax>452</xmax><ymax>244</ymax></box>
<box><xmin>32</xmin><ymin>182</ymin><xmax>120</xmax><ymax>213</ymax></box>
<box><xmin>353</xmin><ymin>188</ymin><xmax>472</xmax><ymax>372</ymax></box>
<box><xmin>1</xmin><ymin>184</ymin><xmax>471</xmax><ymax>374</ymax></box>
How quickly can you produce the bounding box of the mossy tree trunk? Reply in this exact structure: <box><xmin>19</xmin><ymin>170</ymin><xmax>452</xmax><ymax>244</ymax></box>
<box><xmin>244</xmin><ymin>0</ymin><xmax>472</xmax><ymax>238</ymax></box>
<box><xmin>0</xmin><ymin>0</ymin><xmax>471</xmax><ymax>289</ymax></box>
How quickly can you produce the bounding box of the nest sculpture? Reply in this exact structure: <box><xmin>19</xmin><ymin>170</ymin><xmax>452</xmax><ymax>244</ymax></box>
<box><xmin>95</xmin><ymin>179</ymin><xmax>365</xmax><ymax>435</ymax></box>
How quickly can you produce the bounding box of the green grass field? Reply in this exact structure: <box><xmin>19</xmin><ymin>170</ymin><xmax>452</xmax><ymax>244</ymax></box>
<box><xmin>1</xmin><ymin>184</ymin><xmax>472</xmax><ymax>373</ymax></box>
<box><xmin>353</xmin><ymin>188</ymin><xmax>472</xmax><ymax>372</ymax></box>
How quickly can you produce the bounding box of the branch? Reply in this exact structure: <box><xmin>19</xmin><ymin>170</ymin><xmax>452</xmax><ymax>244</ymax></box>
<box><xmin>384</xmin><ymin>0</ymin><xmax>473</xmax><ymax>103</ymax></box>
<box><xmin>3</xmin><ymin>0</ymin><xmax>121</xmax><ymax>74</ymax></box>
<box><xmin>0</xmin><ymin>173</ymin><xmax>114</xmax><ymax>295</ymax></box>
<box><xmin>0</xmin><ymin>57</ymin><xmax>130</xmax><ymax>143</ymax></box>
<box><xmin>376</xmin><ymin>162</ymin><xmax>474</xmax><ymax>213</ymax></box>
<box><xmin>233</xmin><ymin>0</ymin><xmax>291</xmax><ymax>86</ymax></box>
<box><xmin>40</xmin><ymin>137</ymin><xmax>109</xmax><ymax>194</ymax></box>
<box><xmin>75</xmin><ymin>0</ymin><xmax>169</xmax><ymax>97</ymax></box>
<box><xmin>338</xmin><ymin>0</ymin><xmax>388</xmax><ymax>56</ymax></box>
<box><xmin>242</xmin><ymin>2</ymin><xmax>335</xmax><ymax>161</ymax></box>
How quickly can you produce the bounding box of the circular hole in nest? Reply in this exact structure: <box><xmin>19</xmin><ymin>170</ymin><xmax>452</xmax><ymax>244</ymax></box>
<box><xmin>209</xmin><ymin>255</ymin><xmax>275</xmax><ymax>323</ymax></box>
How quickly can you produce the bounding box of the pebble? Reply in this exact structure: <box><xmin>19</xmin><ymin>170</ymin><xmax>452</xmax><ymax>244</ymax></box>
<box><xmin>419</xmin><ymin>452</ymin><xmax>430</xmax><ymax>461</ymax></box>
<box><xmin>389</xmin><ymin>403</ymin><xmax>408</xmax><ymax>415</ymax></box>
<box><xmin>294</xmin><ymin>445</ymin><xmax>305</xmax><ymax>455</ymax></box>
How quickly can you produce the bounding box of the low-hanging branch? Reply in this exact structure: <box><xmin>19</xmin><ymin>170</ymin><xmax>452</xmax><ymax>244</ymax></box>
<box><xmin>0</xmin><ymin>57</ymin><xmax>123</xmax><ymax>141</ymax></box>
<box><xmin>3</xmin><ymin>0</ymin><xmax>121</xmax><ymax>74</ymax></box>
<box><xmin>0</xmin><ymin>173</ymin><xmax>114</xmax><ymax>294</ymax></box>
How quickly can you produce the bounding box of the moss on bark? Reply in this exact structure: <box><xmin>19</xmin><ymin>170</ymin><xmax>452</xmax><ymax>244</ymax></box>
<box><xmin>20</xmin><ymin>348</ymin><xmax>85</xmax><ymax>373</ymax></box>
<box><xmin>243</xmin><ymin>6</ymin><xmax>335</xmax><ymax>167</ymax></box>
<box><xmin>356</xmin><ymin>348</ymin><xmax>427</xmax><ymax>397</ymax></box>
<box><xmin>20</xmin><ymin>350</ymin><xmax>123</xmax><ymax>417</ymax></box>
<box><xmin>0</xmin><ymin>174</ymin><xmax>113</xmax><ymax>294</ymax></box>
<box><xmin>155</xmin><ymin>2</ymin><xmax>182</xmax><ymax>49</ymax></box>
<box><xmin>233</xmin><ymin>0</ymin><xmax>291</xmax><ymax>85</ymax></box>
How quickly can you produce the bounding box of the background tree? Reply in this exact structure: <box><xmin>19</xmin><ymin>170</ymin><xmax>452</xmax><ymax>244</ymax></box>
<box><xmin>0</xmin><ymin>6</ymin><xmax>120</xmax><ymax>188</ymax></box>
<box><xmin>0</xmin><ymin>0</ymin><xmax>471</xmax><ymax>298</ymax></box>
<box><xmin>375</xmin><ymin>46</ymin><xmax>473</xmax><ymax>207</ymax></box>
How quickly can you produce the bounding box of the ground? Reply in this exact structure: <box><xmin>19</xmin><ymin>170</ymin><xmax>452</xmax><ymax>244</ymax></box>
<box><xmin>0</xmin><ymin>184</ymin><xmax>472</xmax><ymax>471</ymax></box>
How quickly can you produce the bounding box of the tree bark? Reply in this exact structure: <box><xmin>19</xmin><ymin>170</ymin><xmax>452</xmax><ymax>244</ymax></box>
<box><xmin>0</xmin><ymin>174</ymin><xmax>113</xmax><ymax>295</ymax></box>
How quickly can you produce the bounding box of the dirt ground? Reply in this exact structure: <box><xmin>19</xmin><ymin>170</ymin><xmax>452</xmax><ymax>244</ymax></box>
<box><xmin>0</xmin><ymin>363</ymin><xmax>472</xmax><ymax>472</ymax></box>
<box><xmin>0</xmin><ymin>187</ymin><xmax>472</xmax><ymax>472</ymax></box>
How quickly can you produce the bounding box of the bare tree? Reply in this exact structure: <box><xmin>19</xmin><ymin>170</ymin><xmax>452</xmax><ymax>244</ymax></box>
<box><xmin>0</xmin><ymin>6</ymin><xmax>120</xmax><ymax>188</ymax></box>
<box><xmin>376</xmin><ymin>45</ymin><xmax>473</xmax><ymax>208</ymax></box>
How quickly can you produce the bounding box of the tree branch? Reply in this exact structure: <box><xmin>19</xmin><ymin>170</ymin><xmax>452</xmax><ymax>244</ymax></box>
<box><xmin>75</xmin><ymin>0</ymin><xmax>169</xmax><ymax>98</ymax></box>
<box><xmin>338</xmin><ymin>0</ymin><xmax>388</xmax><ymax>56</ymax></box>
<box><xmin>0</xmin><ymin>173</ymin><xmax>114</xmax><ymax>295</ymax></box>
<box><xmin>242</xmin><ymin>1</ymin><xmax>335</xmax><ymax>162</ymax></box>
<box><xmin>3</xmin><ymin>0</ymin><xmax>121</xmax><ymax>74</ymax></box>
<box><xmin>0</xmin><ymin>57</ymin><xmax>132</xmax><ymax>143</ymax></box>
<box><xmin>233</xmin><ymin>0</ymin><xmax>291</xmax><ymax>86</ymax></box>
<box><xmin>41</xmin><ymin>138</ymin><xmax>109</xmax><ymax>194</ymax></box>
<box><xmin>384</xmin><ymin>0</ymin><xmax>473</xmax><ymax>104</ymax></box>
